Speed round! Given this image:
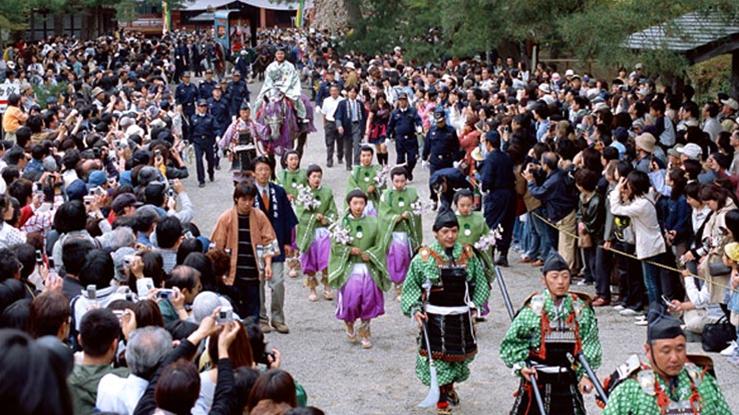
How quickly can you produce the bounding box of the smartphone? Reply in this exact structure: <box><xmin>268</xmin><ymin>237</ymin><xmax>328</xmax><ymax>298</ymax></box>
<box><xmin>86</xmin><ymin>284</ymin><xmax>97</xmax><ymax>300</ymax></box>
<box><xmin>48</xmin><ymin>257</ymin><xmax>55</xmax><ymax>269</ymax></box>
<box><xmin>661</xmin><ymin>295</ymin><xmax>671</xmax><ymax>307</ymax></box>
<box><xmin>136</xmin><ymin>277</ymin><xmax>155</xmax><ymax>298</ymax></box>
<box><xmin>217</xmin><ymin>308</ymin><xmax>233</xmax><ymax>324</ymax></box>
<box><xmin>157</xmin><ymin>288</ymin><xmax>175</xmax><ymax>300</ymax></box>
<box><xmin>35</xmin><ymin>250</ymin><xmax>43</xmax><ymax>265</ymax></box>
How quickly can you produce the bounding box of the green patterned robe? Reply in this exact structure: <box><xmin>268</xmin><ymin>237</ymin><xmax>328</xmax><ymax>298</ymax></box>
<box><xmin>500</xmin><ymin>290</ymin><xmax>602</xmax><ymax>380</ymax></box>
<box><xmin>327</xmin><ymin>213</ymin><xmax>390</xmax><ymax>292</ymax></box>
<box><xmin>347</xmin><ymin>164</ymin><xmax>384</xmax><ymax>206</ymax></box>
<box><xmin>456</xmin><ymin>211</ymin><xmax>495</xmax><ymax>281</ymax></box>
<box><xmin>277</xmin><ymin>168</ymin><xmax>308</xmax><ymax>199</ymax></box>
<box><xmin>378</xmin><ymin>186</ymin><xmax>423</xmax><ymax>255</ymax></box>
<box><xmin>295</xmin><ymin>186</ymin><xmax>338</xmax><ymax>252</ymax></box>
<box><xmin>602</xmin><ymin>362</ymin><xmax>730</xmax><ymax>415</ymax></box>
<box><xmin>401</xmin><ymin>241</ymin><xmax>490</xmax><ymax>386</ymax></box>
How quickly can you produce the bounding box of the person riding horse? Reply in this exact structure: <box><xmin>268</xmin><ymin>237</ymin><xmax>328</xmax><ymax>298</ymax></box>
<box><xmin>253</xmin><ymin>45</ymin><xmax>307</xmax><ymax>124</ymax></box>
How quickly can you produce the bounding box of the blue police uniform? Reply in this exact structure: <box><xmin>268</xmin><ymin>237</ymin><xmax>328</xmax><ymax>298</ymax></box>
<box><xmin>208</xmin><ymin>96</ymin><xmax>230</xmax><ymax>137</ymax></box>
<box><xmin>199</xmin><ymin>80</ymin><xmax>217</xmax><ymax>102</ymax></box>
<box><xmin>175</xmin><ymin>82</ymin><xmax>198</xmax><ymax>117</ymax></box>
<box><xmin>423</xmin><ymin>122</ymin><xmax>462</xmax><ymax>201</ymax></box>
<box><xmin>387</xmin><ymin>106</ymin><xmax>422</xmax><ymax>179</ymax></box>
<box><xmin>225</xmin><ymin>79</ymin><xmax>250</xmax><ymax>117</ymax></box>
<box><xmin>190</xmin><ymin>110</ymin><xmax>217</xmax><ymax>186</ymax></box>
<box><xmin>480</xmin><ymin>147</ymin><xmax>516</xmax><ymax>260</ymax></box>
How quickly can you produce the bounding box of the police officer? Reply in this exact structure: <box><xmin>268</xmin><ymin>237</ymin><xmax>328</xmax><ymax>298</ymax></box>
<box><xmin>199</xmin><ymin>68</ymin><xmax>218</xmax><ymax>101</ymax></box>
<box><xmin>208</xmin><ymin>85</ymin><xmax>230</xmax><ymax>170</ymax></box>
<box><xmin>175</xmin><ymin>71</ymin><xmax>198</xmax><ymax>139</ymax></box>
<box><xmin>423</xmin><ymin>108</ymin><xmax>462</xmax><ymax>206</ymax></box>
<box><xmin>387</xmin><ymin>92</ymin><xmax>422</xmax><ymax>180</ymax></box>
<box><xmin>225</xmin><ymin>70</ymin><xmax>250</xmax><ymax>118</ymax></box>
<box><xmin>191</xmin><ymin>99</ymin><xmax>217</xmax><ymax>187</ymax></box>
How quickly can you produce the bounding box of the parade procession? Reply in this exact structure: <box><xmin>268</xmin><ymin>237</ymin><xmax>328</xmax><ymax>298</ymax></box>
<box><xmin>0</xmin><ymin>1</ymin><xmax>738</xmax><ymax>414</ymax></box>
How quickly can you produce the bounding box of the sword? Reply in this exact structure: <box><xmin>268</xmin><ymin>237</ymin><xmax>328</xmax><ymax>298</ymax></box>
<box><xmin>567</xmin><ymin>352</ymin><xmax>608</xmax><ymax>405</ymax></box>
<box><xmin>495</xmin><ymin>266</ymin><xmax>547</xmax><ymax>415</ymax></box>
<box><xmin>417</xmin><ymin>320</ymin><xmax>440</xmax><ymax>408</ymax></box>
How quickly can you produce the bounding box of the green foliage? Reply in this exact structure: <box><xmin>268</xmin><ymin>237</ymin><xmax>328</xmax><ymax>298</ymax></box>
<box><xmin>343</xmin><ymin>0</ymin><xmax>739</xmax><ymax>79</ymax></box>
<box><xmin>33</xmin><ymin>82</ymin><xmax>68</xmax><ymax>110</ymax></box>
<box><xmin>689</xmin><ymin>54</ymin><xmax>732</xmax><ymax>103</ymax></box>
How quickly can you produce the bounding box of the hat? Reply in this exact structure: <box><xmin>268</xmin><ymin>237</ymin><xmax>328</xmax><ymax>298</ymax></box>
<box><xmin>112</xmin><ymin>192</ymin><xmax>142</xmax><ymax>214</ymax></box>
<box><xmin>138</xmin><ymin>166</ymin><xmax>162</xmax><ymax>187</ymax></box>
<box><xmin>111</xmin><ymin>247</ymin><xmax>136</xmax><ymax>282</ymax></box>
<box><xmin>432</xmin><ymin>207</ymin><xmax>459</xmax><ymax>231</ymax></box>
<box><xmin>433</xmin><ymin>108</ymin><xmax>445</xmax><ymax>121</ymax></box>
<box><xmin>144</xmin><ymin>181</ymin><xmax>167</xmax><ymax>201</ymax></box>
<box><xmin>592</xmin><ymin>102</ymin><xmax>610</xmax><ymax>113</ymax></box>
<box><xmin>564</xmin><ymin>69</ymin><xmax>575</xmax><ymax>78</ymax></box>
<box><xmin>66</xmin><ymin>179</ymin><xmax>87</xmax><ymax>201</ymax></box>
<box><xmin>677</xmin><ymin>142</ymin><xmax>702</xmax><ymax>160</ymax></box>
<box><xmin>538</xmin><ymin>83</ymin><xmax>551</xmax><ymax>94</ymax></box>
<box><xmin>91</xmin><ymin>87</ymin><xmax>104</xmax><ymax>98</ymax></box>
<box><xmin>119</xmin><ymin>116</ymin><xmax>135</xmax><ymax>129</ymax></box>
<box><xmin>647</xmin><ymin>302</ymin><xmax>684</xmax><ymax>343</ymax></box>
<box><xmin>721</xmin><ymin>98</ymin><xmax>738</xmax><ymax>111</ymax></box>
<box><xmin>150</xmin><ymin>119</ymin><xmax>166</xmax><ymax>129</ymax></box>
<box><xmin>196</xmin><ymin>99</ymin><xmax>207</xmax><ymax>106</ymax></box>
<box><xmin>397</xmin><ymin>92</ymin><xmax>408</xmax><ymax>100</ymax></box>
<box><xmin>182</xmin><ymin>71</ymin><xmax>191</xmax><ymax>78</ymax></box>
<box><xmin>394</xmin><ymin>46</ymin><xmax>402</xmax><ymax>53</ymax></box>
<box><xmin>725</xmin><ymin>242</ymin><xmax>739</xmax><ymax>262</ymax></box>
<box><xmin>87</xmin><ymin>170</ymin><xmax>108</xmax><ymax>187</ymax></box>
<box><xmin>471</xmin><ymin>146</ymin><xmax>485</xmax><ymax>162</ymax></box>
<box><xmin>635</xmin><ymin>63</ymin><xmax>644</xmax><ymax>70</ymax></box>
<box><xmin>344</xmin><ymin>62</ymin><xmax>356</xmax><ymax>70</ymax></box>
<box><xmin>231</xmin><ymin>70</ymin><xmax>241</xmax><ymax>77</ymax></box>
<box><xmin>542</xmin><ymin>252</ymin><xmax>569</xmax><ymax>274</ymax></box>
<box><xmin>635</xmin><ymin>132</ymin><xmax>656</xmax><ymax>153</ymax></box>
<box><xmin>570</xmin><ymin>74</ymin><xmax>581</xmax><ymax>81</ymax></box>
<box><xmin>613</xmin><ymin>126</ymin><xmax>629</xmax><ymax>143</ymax></box>
<box><xmin>240</xmin><ymin>101</ymin><xmax>251</xmax><ymax>110</ymax></box>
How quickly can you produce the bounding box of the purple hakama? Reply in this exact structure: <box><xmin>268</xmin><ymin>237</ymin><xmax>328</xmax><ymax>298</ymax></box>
<box><xmin>335</xmin><ymin>264</ymin><xmax>384</xmax><ymax>322</ymax></box>
<box><xmin>300</xmin><ymin>228</ymin><xmax>330</xmax><ymax>275</ymax></box>
<box><xmin>386</xmin><ymin>232</ymin><xmax>412</xmax><ymax>284</ymax></box>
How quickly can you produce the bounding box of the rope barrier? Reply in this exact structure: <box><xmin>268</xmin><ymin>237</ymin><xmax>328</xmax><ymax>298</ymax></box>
<box><xmin>529</xmin><ymin>211</ymin><xmax>736</xmax><ymax>293</ymax></box>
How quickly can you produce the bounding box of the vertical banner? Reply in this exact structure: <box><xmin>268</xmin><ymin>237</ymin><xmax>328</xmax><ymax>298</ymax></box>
<box><xmin>295</xmin><ymin>0</ymin><xmax>305</xmax><ymax>28</ymax></box>
<box><xmin>162</xmin><ymin>0</ymin><xmax>171</xmax><ymax>35</ymax></box>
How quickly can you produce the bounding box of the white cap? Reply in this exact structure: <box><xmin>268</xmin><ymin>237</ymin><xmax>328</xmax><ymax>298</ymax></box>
<box><xmin>565</xmin><ymin>69</ymin><xmax>575</xmax><ymax>77</ymax></box>
<box><xmin>344</xmin><ymin>61</ymin><xmax>355</xmax><ymax>70</ymax></box>
<box><xmin>721</xmin><ymin>98</ymin><xmax>738</xmax><ymax>111</ymax></box>
<box><xmin>677</xmin><ymin>143</ymin><xmax>702</xmax><ymax>160</ymax></box>
<box><xmin>538</xmin><ymin>83</ymin><xmax>551</xmax><ymax>94</ymax></box>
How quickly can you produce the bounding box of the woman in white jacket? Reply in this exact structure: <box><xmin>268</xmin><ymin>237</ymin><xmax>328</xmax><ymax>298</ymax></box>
<box><xmin>609</xmin><ymin>170</ymin><xmax>672</xmax><ymax>305</ymax></box>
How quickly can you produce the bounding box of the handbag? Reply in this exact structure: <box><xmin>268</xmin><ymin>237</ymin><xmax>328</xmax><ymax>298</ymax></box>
<box><xmin>701</xmin><ymin>316</ymin><xmax>737</xmax><ymax>352</ymax></box>
<box><xmin>578</xmin><ymin>228</ymin><xmax>593</xmax><ymax>248</ymax></box>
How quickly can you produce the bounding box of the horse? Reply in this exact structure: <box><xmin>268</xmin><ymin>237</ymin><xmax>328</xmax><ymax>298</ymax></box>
<box><xmin>254</xmin><ymin>89</ymin><xmax>317</xmax><ymax>170</ymax></box>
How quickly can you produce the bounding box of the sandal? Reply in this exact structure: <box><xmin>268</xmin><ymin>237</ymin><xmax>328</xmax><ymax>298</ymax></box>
<box><xmin>360</xmin><ymin>337</ymin><xmax>372</xmax><ymax>349</ymax></box>
<box><xmin>308</xmin><ymin>292</ymin><xmax>318</xmax><ymax>302</ymax></box>
<box><xmin>322</xmin><ymin>290</ymin><xmax>334</xmax><ymax>300</ymax></box>
<box><xmin>345</xmin><ymin>324</ymin><xmax>357</xmax><ymax>343</ymax></box>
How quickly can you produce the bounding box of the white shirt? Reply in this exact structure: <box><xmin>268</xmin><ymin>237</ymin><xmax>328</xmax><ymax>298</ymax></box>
<box><xmin>608</xmin><ymin>190</ymin><xmax>666</xmax><ymax>259</ymax></box>
<box><xmin>703</xmin><ymin>117</ymin><xmax>722</xmax><ymax>142</ymax></box>
<box><xmin>96</xmin><ymin>373</ymin><xmax>148</xmax><ymax>415</ymax></box>
<box><xmin>320</xmin><ymin>96</ymin><xmax>343</xmax><ymax>122</ymax></box>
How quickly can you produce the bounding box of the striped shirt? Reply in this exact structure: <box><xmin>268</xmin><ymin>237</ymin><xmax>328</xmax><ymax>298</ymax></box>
<box><xmin>236</xmin><ymin>214</ymin><xmax>258</xmax><ymax>281</ymax></box>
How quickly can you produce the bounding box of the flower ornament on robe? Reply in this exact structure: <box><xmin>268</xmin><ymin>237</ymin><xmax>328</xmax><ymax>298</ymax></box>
<box><xmin>295</xmin><ymin>184</ymin><xmax>321</xmax><ymax>211</ymax></box>
<box><xmin>473</xmin><ymin>225</ymin><xmax>503</xmax><ymax>251</ymax></box>
<box><xmin>329</xmin><ymin>222</ymin><xmax>354</xmax><ymax>245</ymax></box>
<box><xmin>374</xmin><ymin>165</ymin><xmax>389</xmax><ymax>186</ymax></box>
<box><xmin>411</xmin><ymin>198</ymin><xmax>435</xmax><ymax>216</ymax></box>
